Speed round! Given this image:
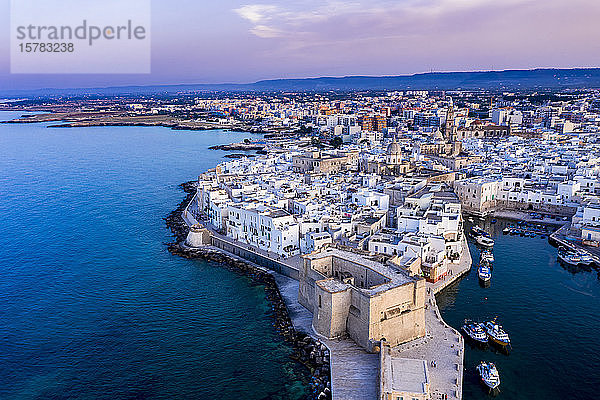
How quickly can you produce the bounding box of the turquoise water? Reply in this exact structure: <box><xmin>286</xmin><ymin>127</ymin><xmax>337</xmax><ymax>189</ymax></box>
<box><xmin>0</xmin><ymin>111</ymin><xmax>308</xmax><ymax>399</ymax></box>
<box><xmin>438</xmin><ymin>220</ymin><xmax>600</xmax><ymax>399</ymax></box>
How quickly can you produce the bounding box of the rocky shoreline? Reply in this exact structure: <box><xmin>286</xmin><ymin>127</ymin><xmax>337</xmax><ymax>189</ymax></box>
<box><xmin>164</xmin><ymin>181</ymin><xmax>332</xmax><ymax>400</ymax></box>
<box><xmin>208</xmin><ymin>143</ymin><xmax>266</xmax><ymax>151</ymax></box>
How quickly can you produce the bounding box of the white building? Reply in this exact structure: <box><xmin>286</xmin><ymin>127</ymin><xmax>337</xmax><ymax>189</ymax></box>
<box><xmin>227</xmin><ymin>203</ymin><xmax>300</xmax><ymax>257</ymax></box>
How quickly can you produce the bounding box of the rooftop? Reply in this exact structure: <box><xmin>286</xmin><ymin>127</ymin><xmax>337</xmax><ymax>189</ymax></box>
<box><xmin>304</xmin><ymin>248</ymin><xmax>419</xmax><ymax>295</ymax></box>
<box><xmin>382</xmin><ymin>353</ymin><xmax>429</xmax><ymax>395</ymax></box>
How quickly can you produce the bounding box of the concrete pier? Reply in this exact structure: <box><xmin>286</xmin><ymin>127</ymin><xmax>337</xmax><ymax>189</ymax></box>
<box><xmin>431</xmin><ymin>237</ymin><xmax>473</xmax><ymax>295</ymax></box>
<box><xmin>391</xmin><ymin>238</ymin><xmax>471</xmax><ymax>400</ymax></box>
<box><xmin>550</xmin><ymin>223</ymin><xmax>600</xmax><ymax>266</ymax></box>
<box><xmin>275</xmin><ymin>273</ymin><xmax>380</xmax><ymax>400</ymax></box>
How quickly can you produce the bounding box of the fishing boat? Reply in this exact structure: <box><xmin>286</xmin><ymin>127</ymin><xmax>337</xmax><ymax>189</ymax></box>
<box><xmin>476</xmin><ymin>361</ymin><xmax>501</xmax><ymax>391</ymax></box>
<box><xmin>557</xmin><ymin>249</ymin><xmax>582</xmax><ymax>266</ymax></box>
<box><xmin>476</xmin><ymin>235</ymin><xmax>494</xmax><ymax>248</ymax></box>
<box><xmin>462</xmin><ymin>320</ymin><xmax>488</xmax><ymax>345</ymax></box>
<box><xmin>481</xmin><ymin>250</ymin><xmax>494</xmax><ymax>264</ymax></box>
<box><xmin>470</xmin><ymin>226</ymin><xmax>488</xmax><ymax>237</ymax></box>
<box><xmin>578</xmin><ymin>252</ymin><xmax>595</xmax><ymax>267</ymax></box>
<box><xmin>483</xmin><ymin>318</ymin><xmax>510</xmax><ymax>347</ymax></box>
<box><xmin>502</xmin><ymin>227</ymin><xmax>510</xmax><ymax>235</ymax></box>
<box><xmin>478</xmin><ymin>264</ymin><xmax>492</xmax><ymax>285</ymax></box>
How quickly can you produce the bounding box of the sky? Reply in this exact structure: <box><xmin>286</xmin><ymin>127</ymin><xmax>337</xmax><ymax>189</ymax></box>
<box><xmin>1</xmin><ymin>0</ymin><xmax>600</xmax><ymax>91</ymax></box>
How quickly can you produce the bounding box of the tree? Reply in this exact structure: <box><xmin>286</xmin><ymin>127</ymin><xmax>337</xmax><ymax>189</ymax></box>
<box><xmin>311</xmin><ymin>137</ymin><xmax>322</xmax><ymax>148</ymax></box>
<box><xmin>330</xmin><ymin>136</ymin><xmax>343</xmax><ymax>149</ymax></box>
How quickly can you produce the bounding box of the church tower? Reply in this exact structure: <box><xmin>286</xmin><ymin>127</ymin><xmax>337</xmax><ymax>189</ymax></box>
<box><xmin>444</xmin><ymin>97</ymin><xmax>455</xmax><ymax>141</ymax></box>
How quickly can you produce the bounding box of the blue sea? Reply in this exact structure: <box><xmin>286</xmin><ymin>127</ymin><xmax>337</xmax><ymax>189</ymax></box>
<box><xmin>0</xmin><ymin>111</ymin><xmax>308</xmax><ymax>399</ymax></box>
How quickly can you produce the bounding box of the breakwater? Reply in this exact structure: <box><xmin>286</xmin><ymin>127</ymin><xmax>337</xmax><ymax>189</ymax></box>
<box><xmin>165</xmin><ymin>182</ymin><xmax>332</xmax><ymax>400</ymax></box>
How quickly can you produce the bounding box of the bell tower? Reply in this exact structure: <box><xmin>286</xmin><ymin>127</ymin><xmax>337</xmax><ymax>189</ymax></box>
<box><xmin>444</xmin><ymin>97</ymin><xmax>455</xmax><ymax>141</ymax></box>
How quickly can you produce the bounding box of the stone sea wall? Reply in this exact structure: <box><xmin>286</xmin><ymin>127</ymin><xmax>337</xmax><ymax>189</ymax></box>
<box><xmin>165</xmin><ymin>182</ymin><xmax>332</xmax><ymax>400</ymax></box>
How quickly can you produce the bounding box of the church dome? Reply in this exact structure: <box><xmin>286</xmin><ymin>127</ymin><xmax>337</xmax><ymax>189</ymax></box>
<box><xmin>386</xmin><ymin>139</ymin><xmax>402</xmax><ymax>165</ymax></box>
<box><xmin>386</xmin><ymin>140</ymin><xmax>402</xmax><ymax>155</ymax></box>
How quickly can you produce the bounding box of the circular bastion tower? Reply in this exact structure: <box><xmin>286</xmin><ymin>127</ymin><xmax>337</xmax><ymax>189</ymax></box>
<box><xmin>185</xmin><ymin>224</ymin><xmax>211</xmax><ymax>248</ymax></box>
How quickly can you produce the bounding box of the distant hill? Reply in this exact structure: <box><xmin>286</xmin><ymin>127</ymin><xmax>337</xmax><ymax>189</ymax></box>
<box><xmin>250</xmin><ymin>68</ymin><xmax>600</xmax><ymax>91</ymax></box>
<box><xmin>2</xmin><ymin>68</ymin><xmax>600</xmax><ymax>97</ymax></box>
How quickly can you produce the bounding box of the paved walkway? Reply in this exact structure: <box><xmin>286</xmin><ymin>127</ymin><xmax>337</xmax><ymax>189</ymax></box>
<box><xmin>489</xmin><ymin>210</ymin><xmax>569</xmax><ymax>226</ymax></box>
<box><xmin>392</xmin><ymin>293</ymin><xmax>463</xmax><ymax>400</ymax></box>
<box><xmin>389</xmin><ymin>238</ymin><xmax>471</xmax><ymax>400</ymax></box>
<box><xmin>431</xmin><ymin>237</ymin><xmax>473</xmax><ymax>294</ymax></box>
<box><xmin>275</xmin><ymin>274</ymin><xmax>379</xmax><ymax>400</ymax></box>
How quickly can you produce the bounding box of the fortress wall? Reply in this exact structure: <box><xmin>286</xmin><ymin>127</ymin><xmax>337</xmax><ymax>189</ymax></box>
<box><xmin>313</xmin><ymin>285</ymin><xmax>351</xmax><ymax>339</ymax></box>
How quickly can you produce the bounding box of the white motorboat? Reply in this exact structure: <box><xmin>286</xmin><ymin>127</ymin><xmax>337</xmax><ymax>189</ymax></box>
<box><xmin>557</xmin><ymin>249</ymin><xmax>581</xmax><ymax>266</ymax></box>
<box><xmin>577</xmin><ymin>252</ymin><xmax>595</xmax><ymax>267</ymax></box>
<box><xmin>462</xmin><ymin>320</ymin><xmax>488</xmax><ymax>345</ymax></box>
<box><xmin>483</xmin><ymin>318</ymin><xmax>510</xmax><ymax>347</ymax></box>
<box><xmin>477</xmin><ymin>361</ymin><xmax>500</xmax><ymax>390</ymax></box>
<box><xmin>476</xmin><ymin>235</ymin><xmax>494</xmax><ymax>248</ymax></box>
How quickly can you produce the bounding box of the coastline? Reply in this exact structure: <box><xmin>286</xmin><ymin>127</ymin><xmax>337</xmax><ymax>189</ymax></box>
<box><xmin>165</xmin><ymin>181</ymin><xmax>332</xmax><ymax>400</ymax></box>
<box><xmin>165</xmin><ymin>180</ymin><xmax>472</xmax><ymax>400</ymax></box>
<box><xmin>0</xmin><ymin>109</ymin><xmax>294</xmax><ymax>135</ymax></box>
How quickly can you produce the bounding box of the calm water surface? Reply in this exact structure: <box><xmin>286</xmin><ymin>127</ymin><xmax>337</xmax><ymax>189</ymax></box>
<box><xmin>0</xmin><ymin>111</ymin><xmax>308</xmax><ymax>399</ymax></box>
<box><xmin>438</xmin><ymin>220</ymin><xmax>600</xmax><ymax>399</ymax></box>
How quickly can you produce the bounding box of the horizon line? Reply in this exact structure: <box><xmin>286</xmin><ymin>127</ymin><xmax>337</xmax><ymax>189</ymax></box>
<box><xmin>2</xmin><ymin>66</ymin><xmax>600</xmax><ymax>95</ymax></box>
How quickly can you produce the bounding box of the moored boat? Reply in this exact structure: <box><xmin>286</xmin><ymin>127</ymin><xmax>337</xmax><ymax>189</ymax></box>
<box><xmin>481</xmin><ymin>250</ymin><xmax>494</xmax><ymax>264</ymax></box>
<box><xmin>484</xmin><ymin>318</ymin><xmax>510</xmax><ymax>347</ymax></box>
<box><xmin>476</xmin><ymin>235</ymin><xmax>494</xmax><ymax>247</ymax></box>
<box><xmin>471</xmin><ymin>226</ymin><xmax>487</xmax><ymax>237</ymax></box>
<box><xmin>478</xmin><ymin>264</ymin><xmax>492</xmax><ymax>284</ymax></box>
<box><xmin>462</xmin><ymin>320</ymin><xmax>488</xmax><ymax>345</ymax></box>
<box><xmin>557</xmin><ymin>249</ymin><xmax>582</xmax><ymax>266</ymax></box>
<box><xmin>476</xmin><ymin>361</ymin><xmax>501</xmax><ymax>391</ymax></box>
<box><xmin>577</xmin><ymin>252</ymin><xmax>595</xmax><ymax>267</ymax></box>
